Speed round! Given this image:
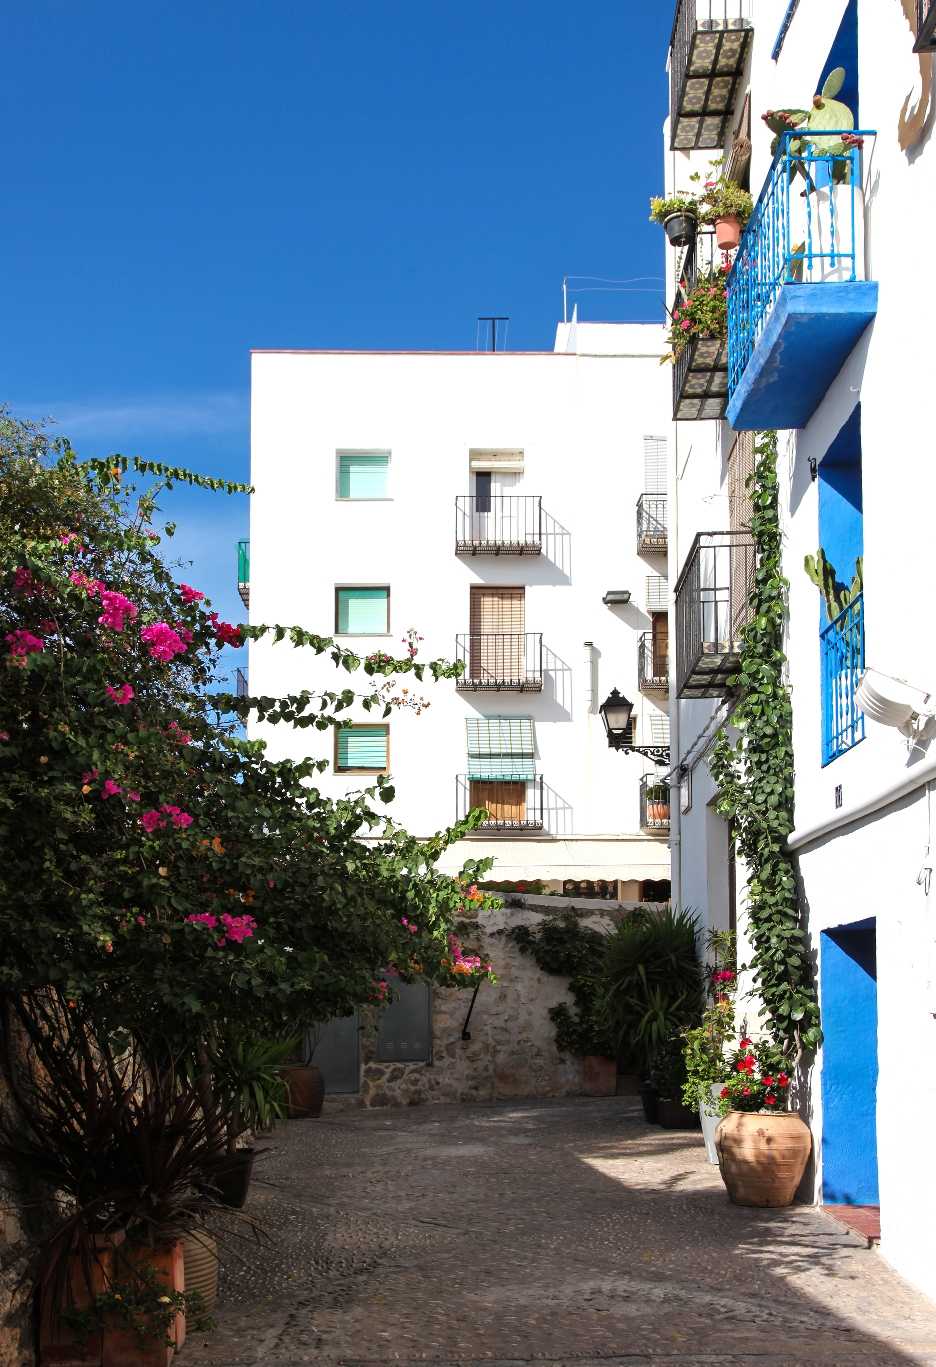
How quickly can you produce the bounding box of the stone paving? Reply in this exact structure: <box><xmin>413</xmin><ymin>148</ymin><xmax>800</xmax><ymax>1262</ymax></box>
<box><xmin>182</xmin><ymin>1098</ymin><xmax>936</xmax><ymax>1366</ymax></box>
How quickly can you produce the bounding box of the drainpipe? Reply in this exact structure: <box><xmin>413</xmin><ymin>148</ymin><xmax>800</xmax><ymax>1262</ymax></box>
<box><xmin>583</xmin><ymin>640</ymin><xmax>597</xmax><ymax>714</ymax></box>
<box><xmin>669</xmin><ymin>430</ymin><xmax>682</xmax><ymax>913</ymax></box>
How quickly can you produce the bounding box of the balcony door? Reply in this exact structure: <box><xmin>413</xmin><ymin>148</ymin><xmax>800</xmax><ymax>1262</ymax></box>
<box><xmin>651</xmin><ymin>612</ymin><xmax>668</xmax><ymax>679</ymax></box>
<box><xmin>472</xmin><ymin>469</ymin><xmax>520</xmax><ymax>543</ymax></box>
<box><xmin>470</xmin><ymin>586</ymin><xmax>524</xmax><ymax>683</ymax></box>
<box><xmin>469</xmin><ymin>780</ymin><xmax>526</xmax><ymax>825</ymax></box>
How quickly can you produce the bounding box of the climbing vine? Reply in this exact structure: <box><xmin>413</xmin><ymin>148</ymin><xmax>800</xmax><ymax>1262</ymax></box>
<box><xmin>709</xmin><ymin>431</ymin><xmax>822</xmax><ymax>1056</ymax></box>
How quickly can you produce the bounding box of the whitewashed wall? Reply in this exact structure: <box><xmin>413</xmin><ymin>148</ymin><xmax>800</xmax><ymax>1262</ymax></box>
<box><xmin>249</xmin><ymin>326</ymin><xmax>671</xmax><ymax>886</ymax></box>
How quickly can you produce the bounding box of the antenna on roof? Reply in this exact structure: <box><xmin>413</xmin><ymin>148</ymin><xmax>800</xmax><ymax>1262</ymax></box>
<box><xmin>477</xmin><ymin>316</ymin><xmax>509</xmax><ymax>352</ymax></box>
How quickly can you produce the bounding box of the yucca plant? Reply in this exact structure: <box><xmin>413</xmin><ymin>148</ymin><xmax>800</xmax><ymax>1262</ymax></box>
<box><xmin>600</xmin><ymin>907</ymin><xmax>703</xmax><ymax>1072</ymax></box>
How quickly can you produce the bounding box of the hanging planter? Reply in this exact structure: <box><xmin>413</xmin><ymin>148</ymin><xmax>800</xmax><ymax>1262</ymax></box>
<box><xmin>698</xmin><ymin>177</ymin><xmax>753</xmax><ymax>252</ymax></box>
<box><xmin>663</xmin><ymin>212</ymin><xmax>698</xmax><ymax>248</ymax></box>
<box><xmin>714</xmin><ymin>215</ymin><xmax>742</xmax><ymax>250</ymax></box>
<box><xmin>649</xmin><ymin>195</ymin><xmax>699</xmax><ymax>249</ymax></box>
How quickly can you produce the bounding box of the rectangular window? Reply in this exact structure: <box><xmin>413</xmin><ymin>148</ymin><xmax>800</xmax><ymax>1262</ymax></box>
<box><xmin>335</xmin><ymin>725</ymin><xmax>389</xmax><ymax>773</ymax></box>
<box><xmin>469</xmin><ymin>780</ymin><xmax>527</xmax><ymax>824</ymax></box>
<box><xmin>335</xmin><ymin>586</ymin><xmax>390</xmax><ymax>635</ymax></box>
<box><xmin>466</xmin><ymin>716</ymin><xmax>536</xmax><ymax>780</ymax></box>
<box><xmin>337</xmin><ymin>452</ymin><xmax>390</xmax><ymax>500</ymax></box>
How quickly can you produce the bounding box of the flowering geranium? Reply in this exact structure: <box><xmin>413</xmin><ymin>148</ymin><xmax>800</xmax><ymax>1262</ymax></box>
<box><xmin>140</xmin><ymin>622</ymin><xmax>188</xmax><ymax>662</ymax></box>
<box><xmin>717</xmin><ymin>1036</ymin><xmax>792</xmax><ymax>1115</ymax></box>
<box><xmin>663</xmin><ymin>266</ymin><xmax>730</xmax><ymax>363</ymax></box>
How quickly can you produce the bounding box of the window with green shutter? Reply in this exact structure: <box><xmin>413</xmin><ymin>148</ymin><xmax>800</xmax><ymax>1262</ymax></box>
<box><xmin>335</xmin><ymin>725</ymin><xmax>389</xmax><ymax>773</ymax></box>
<box><xmin>335</xmin><ymin>586</ymin><xmax>390</xmax><ymax>635</ymax></box>
<box><xmin>337</xmin><ymin>452</ymin><xmax>390</xmax><ymax>500</ymax></box>
<box><xmin>465</xmin><ymin>716</ymin><xmax>536</xmax><ymax>780</ymax></box>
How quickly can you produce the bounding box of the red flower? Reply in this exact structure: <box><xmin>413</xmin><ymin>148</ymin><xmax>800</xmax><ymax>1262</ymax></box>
<box><xmin>762</xmin><ymin>1075</ymin><xmax>774</xmax><ymax>1087</ymax></box>
<box><xmin>736</xmin><ymin>1053</ymin><xmax>755</xmax><ymax>1074</ymax></box>
<box><xmin>739</xmin><ymin>1037</ymin><xmax>752</xmax><ymax>1048</ymax></box>
<box><xmin>777</xmin><ymin>1073</ymin><xmax>790</xmax><ymax>1088</ymax></box>
<box><xmin>742</xmin><ymin>1086</ymin><xmax>751</xmax><ymax>1096</ymax></box>
<box><xmin>719</xmin><ymin>1087</ymin><xmax>730</xmax><ymax>1099</ymax></box>
<box><xmin>764</xmin><ymin>1094</ymin><xmax>777</xmax><ymax>1106</ymax></box>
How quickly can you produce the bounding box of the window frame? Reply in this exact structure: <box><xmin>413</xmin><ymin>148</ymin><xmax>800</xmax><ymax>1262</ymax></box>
<box><xmin>334</xmin><ymin>723</ymin><xmax>390</xmax><ymax>776</ymax></box>
<box><xmin>334</xmin><ymin>584</ymin><xmax>391</xmax><ymax>637</ymax></box>
<box><xmin>335</xmin><ymin>450</ymin><xmax>392</xmax><ymax>502</ymax></box>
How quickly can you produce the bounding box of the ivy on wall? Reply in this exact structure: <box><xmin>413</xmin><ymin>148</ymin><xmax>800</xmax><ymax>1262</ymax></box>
<box><xmin>709</xmin><ymin>431</ymin><xmax>822</xmax><ymax>1056</ymax></box>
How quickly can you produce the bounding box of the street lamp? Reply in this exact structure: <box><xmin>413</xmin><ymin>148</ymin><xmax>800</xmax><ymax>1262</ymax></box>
<box><xmin>599</xmin><ymin>688</ymin><xmax>670</xmax><ymax>765</ymax></box>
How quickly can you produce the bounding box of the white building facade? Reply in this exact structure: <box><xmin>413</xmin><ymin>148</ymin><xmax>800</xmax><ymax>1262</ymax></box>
<box><xmin>246</xmin><ymin>324</ymin><xmax>672</xmax><ymax>903</ymax></box>
<box><xmin>665</xmin><ymin>0</ymin><xmax>936</xmax><ymax>1302</ymax></box>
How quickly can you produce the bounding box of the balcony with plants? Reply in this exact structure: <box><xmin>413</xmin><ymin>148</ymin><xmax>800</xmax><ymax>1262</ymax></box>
<box><xmin>726</xmin><ymin>71</ymin><xmax>877</xmax><ymax>431</ymax></box>
<box><xmin>455</xmin><ymin>633</ymin><xmax>544</xmax><ymax>693</ymax></box>
<box><xmin>638</xmin><ymin>632</ymin><xmax>669</xmax><ymax>694</ymax></box>
<box><xmin>237</xmin><ymin>538</ymin><xmax>249</xmax><ymax>609</ymax></box>
<box><xmin>455</xmin><ymin>495</ymin><xmax>543</xmax><ymax>556</ymax></box>
<box><xmin>674</xmin><ymin>529</ymin><xmax>755</xmax><ymax>698</ymax></box>
<box><xmin>640</xmin><ymin>775</ymin><xmax>671</xmax><ymax>836</ymax></box>
<box><xmin>669</xmin><ymin>0</ymin><xmax>753</xmax><ymax>151</ymax></box>
<box><xmin>637</xmin><ymin>493</ymin><xmax>667</xmax><ymax>553</ymax></box>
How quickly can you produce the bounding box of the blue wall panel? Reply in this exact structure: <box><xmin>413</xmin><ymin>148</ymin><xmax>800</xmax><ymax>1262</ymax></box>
<box><xmin>820</xmin><ymin>921</ymin><xmax>879</xmax><ymax>1204</ymax></box>
<box><xmin>818</xmin><ymin>404</ymin><xmax>863</xmax><ymax>630</ymax></box>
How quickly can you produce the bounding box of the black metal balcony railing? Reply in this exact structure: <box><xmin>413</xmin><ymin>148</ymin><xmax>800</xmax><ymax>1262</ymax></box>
<box><xmin>670</xmin><ymin>0</ymin><xmax>753</xmax><ymax>151</ymax></box>
<box><xmin>914</xmin><ymin>0</ymin><xmax>936</xmax><ymax>50</ymax></box>
<box><xmin>455</xmin><ymin>634</ymin><xmax>544</xmax><ymax>692</ymax></box>
<box><xmin>457</xmin><ymin>775</ymin><xmax>545</xmax><ymax>832</ymax></box>
<box><xmin>237</xmin><ymin>538</ymin><xmax>249</xmax><ymax>609</ymax></box>
<box><xmin>673</xmin><ymin>335</ymin><xmax>729</xmax><ymax>422</ymax></box>
<box><xmin>235</xmin><ymin>667</ymin><xmax>248</xmax><ymax>699</ymax></box>
<box><xmin>638</xmin><ymin>633</ymin><xmax>669</xmax><ymax>693</ymax></box>
<box><xmin>637</xmin><ymin>494</ymin><xmax>668</xmax><ymax>552</ymax></box>
<box><xmin>674</xmin><ymin>530</ymin><xmax>755</xmax><ymax>698</ymax></box>
<box><xmin>455</xmin><ymin>496</ymin><xmax>543</xmax><ymax>555</ymax></box>
<box><xmin>640</xmin><ymin>775</ymin><xmax>672</xmax><ymax>836</ymax></box>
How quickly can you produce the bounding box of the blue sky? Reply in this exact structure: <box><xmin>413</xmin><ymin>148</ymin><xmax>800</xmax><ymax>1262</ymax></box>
<box><xmin>2</xmin><ymin>2</ymin><xmax>671</xmax><ymax>651</ymax></box>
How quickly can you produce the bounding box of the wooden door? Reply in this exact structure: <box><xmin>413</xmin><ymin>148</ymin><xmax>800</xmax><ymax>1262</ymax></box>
<box><xmin>651</xmin><ymin>612</ymin><xmax>668</xmax><ymax>679</ymax></box>
<box><xmin>469</xmin><ymin>586</ymin><xmax>524</xmax><ymax>682</ymax></box>
<box><xmin>469</xmin><ymin>780</ymin><xmax>525</xmax><ymax>825</ymax></box>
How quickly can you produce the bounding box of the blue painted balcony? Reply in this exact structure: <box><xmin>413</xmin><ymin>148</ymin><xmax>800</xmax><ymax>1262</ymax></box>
<box><xmin>726</xmin><ymin>132</ymin><xmax>878</xmax><ymax>432</ymax></box>
<box><xmin>821</xmin><ymin>594</ymin><xmax>865</xmax><ymax>766</ymax></box>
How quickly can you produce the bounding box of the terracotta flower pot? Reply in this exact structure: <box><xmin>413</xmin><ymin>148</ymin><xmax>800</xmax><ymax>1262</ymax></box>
<box><xmin>182</xmin><ymin>1232</ymin><xmax>218</xmax><ymax>1314</ymax></box>
<box><xmin>40</xmin><ymin>1230</ymin><xmax>122</xmax><ymax>1365</ymax></box>
<box><xmin>716</xmin><ymin>1110</ymin><xmax>812</xmax><ymax>1207</ymax></box>
<box><xmin>582</xmin><ymin>1055</ymin><xmax>617</xmax><ymax>1097</ymax></box>
<box><xmin>648</xmin><ymin>800</ymin><xmax>670</xmax><ymax>824</ymax></box>
<box><xmin>715</xmin><ymin>214</ymin><xmax>742</xmax><ymax>250</ymax></box>
<box><xmin>102</xmin><ymin>1241</ymin><xmax>185</xmax><ymax>1367</ymax></box>
<box><xmin>280</xmin><ymin>1063</ymin><xmax>325</xmax><ymax>1118</ymax></box>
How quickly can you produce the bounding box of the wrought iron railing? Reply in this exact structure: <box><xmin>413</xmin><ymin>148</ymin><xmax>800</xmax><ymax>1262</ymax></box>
<box><xmin>235</xmin><ymin>667</ymin><xmax>248</xmax><ymax>699</ymax></box>
<box><xmin>914</xmin><ymin>0</ymin><xmax>936</xmax><ymax>51</ymax></box>
<box><xmin>727</xmin><ymin>131</ymin><xmax>875</xmax><ymax>397</ymax></box>
<box><xmin>821</xmin><ymin>594</ymin><xmax>865</xmax><ymax>765</ymax></box>
<box><xmin>640</xmin><ymin>774</ymin><xmax>671</xmax><ymax>835</ymax></box>
<box><xmin>237</xmin><ymin>538</ymin><xmax>250</xmax><ymax>609</ymax></box>
<box><xmin>638</xmin><ymin>632</ymin><xmax>669</xmax><ymax>691</ymax></box>
<box><xmin>455</xmin><ymin>634</ymin><xmax>544</xmax><ymax>691</ymax></box>
<box><xmin>637</xmin><ymin>494</ymin><xmax>668</xmax><ymax>551</ymax></box>
<box><xmin>455</xmin><ymin>496</ymin><xmax>543</xmax><ymax>555</ymax></box>
<box><xmin>670</xmin><ymin>0</ymin><xmax>753</xmax><ymax>150</ymax></box>
<box><xmin>457</xmin><ymin>775</ymin><xmax>545</xmax><ymax>831</ymax></box>
<box><xmin>674</xmin><ymin>530</ymin><xmax>755</xmax><ymax>697</ymax></box>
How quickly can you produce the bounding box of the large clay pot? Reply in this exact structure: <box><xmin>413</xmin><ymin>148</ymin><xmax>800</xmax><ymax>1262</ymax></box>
<box><xmin>582</xmin><ymin>1055</ymin><xmax>617</xmax><ymax>1097</ymax></box>
<box><xmin>102</xmin><ymin>1240</ymin><xmax>185</xmax><ymax>1366</ymax></box>
<box><xmin>715</xmin><ymin>214</ymin><xmax>742</xmax><ymax>250</ymax></box>
<box><xmin>40</xmin><ymin>1230</ymin><xmax>122</xmax><ymax>1365</ymax></box>
<box><xmin>716</xmin><ymin>1110</ymin><xmax>812</xmax><ymax>1207</ymax></box>
<box><xmin>182</xmin><ymin>1232</ymin><xmax>218</xmax><ymax>1314</ymax></box>
<box><xmin>280</xmin><ymin>1063</ymin><xmax>325</xmax><ymax>1119</ymax></box>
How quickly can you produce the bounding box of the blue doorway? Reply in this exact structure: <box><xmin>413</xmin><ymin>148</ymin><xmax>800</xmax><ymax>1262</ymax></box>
<box><xmin>820</xmin><ymin>919</ymin><xmax>878</xmax><ymax>1204</ymax></box>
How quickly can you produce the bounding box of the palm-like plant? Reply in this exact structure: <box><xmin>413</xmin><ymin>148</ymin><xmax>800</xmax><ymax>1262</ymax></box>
<box><xmin>600</xmin><ymin>907</ymin><xmax>703</xmax><ymax>1072</ymax></box>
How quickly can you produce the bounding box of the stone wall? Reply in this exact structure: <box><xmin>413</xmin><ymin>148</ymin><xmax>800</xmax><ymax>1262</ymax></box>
<box><xmin>356</xmin><ymin>903</ymin><xmax>615</xmax><ymax>1108</ymax></box>
<box><xmin>0</xmin><ymin>1074</ymin><xmax>38</xmax><ymax>1366</ymax></box>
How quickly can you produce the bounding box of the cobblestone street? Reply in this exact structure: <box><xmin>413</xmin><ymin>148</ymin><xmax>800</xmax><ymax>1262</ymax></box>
<box><xmin>183</xmin><ymin>1099</ymin><xmax>936</xmax><ymax>1366</ymax></box>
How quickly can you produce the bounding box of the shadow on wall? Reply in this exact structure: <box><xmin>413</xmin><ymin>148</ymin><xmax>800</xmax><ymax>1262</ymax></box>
<box><xmin>542</xmin><ymin>509</ymin><xmax>572</xmax><ymax>580</ymax></box>
<box><xmin>542</xmin><ymin>646</ymin><xmax>573</xmax><ymax>718</ymax></box>
<box><xmin>543</xmin><ymin>782</ymin><xmax>574</xmax><ymax>836</ymax></box>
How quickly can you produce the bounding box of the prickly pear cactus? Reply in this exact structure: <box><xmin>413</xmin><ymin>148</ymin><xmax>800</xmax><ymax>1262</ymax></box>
<box><xmin>804</xmin><ymin>548</ymin><xmax>863</xmax><ymax>625</ymax></box>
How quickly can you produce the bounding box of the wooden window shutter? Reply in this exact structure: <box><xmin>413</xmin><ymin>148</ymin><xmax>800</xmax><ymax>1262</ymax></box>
<box><xmin>469</xmin><ymin>586</ymin><xmax>524</xmax><ymax>681</ymax></box>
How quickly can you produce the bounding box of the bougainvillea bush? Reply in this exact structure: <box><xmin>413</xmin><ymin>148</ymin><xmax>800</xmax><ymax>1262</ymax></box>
<box><xmin>0</xmin><ymin>411</ymin><xmax>498</xmax><ymax>1050</ymax></box>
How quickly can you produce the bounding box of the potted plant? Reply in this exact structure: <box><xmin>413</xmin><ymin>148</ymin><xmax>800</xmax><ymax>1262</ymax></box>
<box><xmin>650</xmin><ymin>1033</ymin><xmax>699</xmax><ymax>1129</ymax></box>
<box><xmin>201</xmin><ymin>1032</ymin><xmax>295</xmax><ymax>1207</ymax></box>
<box><xmin>280</xmin><ymin>1034</ymin><xmax>326</xmax><ymax>1119</ymax></box>
<box><xmin>697</xmin><ymin>177</ymin><xmax>754</xmax><ymax>250</ymax></box>
<box><xmin>645</xmin><ymin>781</ymin><xmax>670</xmax><ymax>825</ymax></box>
<box><xmin>715</xmin><ymin>1035</ymin><xmax>812</xmax><ymax>1207</ymax></box>
<box><xmin>663</xmin><ymin>267</ymin><xmax>729</xmax><ymax>366</ymax></box>
<box><xmin>649</xmin><ymin>193</ymin><xmax>698</xmax><ymax>248</ymax></box>
<box><xmin>681</xmin><ymin>1000</ymin><xmax>734</xmax><ymax>1162</ymax></box>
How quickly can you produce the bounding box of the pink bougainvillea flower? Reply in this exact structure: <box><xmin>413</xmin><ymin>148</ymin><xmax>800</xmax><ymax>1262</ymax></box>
<box><xmin>0</xmin><ymin>731</ymin><xmax>9</xmax><ymax>742</ymax></box>
<box><xmin>160</xmin><ymin>803</ymin><xmax>193</xmax><ymax>829</ymax></box>
<box><xmin>140</xmin><ymin>622</ymin><xmax>187</xmax><ymax>662</ymax></box>
<box><xmin>186</xmin><ymin>912</ymin><xmax>218</xmax><ymax>929</ymax></box>
<box><xmin>5</xmin><ymin>629</ymin><xmax>44</xmax><ymax>657</ymax></box>
<box><xmin>98</xmin><ymin>591</ymin><xmax>139</xmax><ymax>632</ymax></box>
<box><xmin>136</xmin><ymin>915</ymin><xmax>146</xmax><ymax>926</ymax></box>
<box><xmin>220</xmin><ymin>912</ymin><xmax>257</xmax><ymax>944</ymax></box>
<box><xmin>70</xmin><ymin>571</ymin><xmax>104</xmax><ymax>596</ymax></box>
<box><xmin>100</xmin><ymin>778</ymin><xmax>123</xmax><ymax>799</ymax></box>
<box><xmin>179</xmin><ymin>583</ymin><xmax>205</xmax><ymax>604</ymax></box>
<box><xmin>174</xmin><ymin>623</ymin><xmax>194</xmax><ymax>646</ymax></box>
<box><xmin>13</xmin><ymin>567</ymin><xmax>40</xmax><ymax>596</ymax></box>
<box><xmin>59</xmin><ymin>532</ymin><xmax>82</xmax><ymax>548</ymax></box>
<box><xmin>105</xmin><ymin>683</ymin><xmax>135</xmax><ymax>706</ymax></box>
<box><xmin>81</xmin><ymin>768</ymin><xmax>99</xmax><ymax>784</ymax></box>
<box><xmin>126</xmin><ymin>790</ymin><xmax>141</xmax><ymax>802</ymax></box>
<box><xmin>140</xmin><ymin>809</ymin><xmax>167</xmax><ymax>833</ymax></box>
<box><xmin>208</xmin><ymin>612</ymin><xmax>243</xmax><ymax>647</ymax></box>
